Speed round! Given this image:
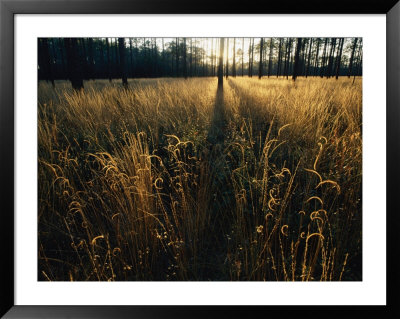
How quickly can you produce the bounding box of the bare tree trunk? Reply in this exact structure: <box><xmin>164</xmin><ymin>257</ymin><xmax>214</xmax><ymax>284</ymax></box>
<box><xmin>313</xmin><ymin>38</ymin><xmax>320</xmax><ymax>76</ymax></box>
<box><xmin>335</xmin><ymin>38</ymin><xmax>344</xmax><ymax>79</ymax></box>
<box><xmin>205</xmin><ymin>38</ymin><xmax>209</xmax><ymax>76</ymax></box>
<box><xmin>282</xmin><ymin>40</ymin><xmax>289</xmax><ymax>76</ymax></box>
<box><xmin>58</xmin><ymin>38</ymin><xmax>67</xmax><ymax>79</ymax></box>
<box><xmin>248</xmin><ymin>39</ymin><xmax>251</xmax><ymax>77</ymax></box>
<box><xmin>98</xmin><ymin>39</ymin><xmax>105</xmax><ymax>79</ymax></box>
<box><xmin>87</xmin><ymin>38</ymin><xmax>95</xmax><ymax>80</ymax></box>
<box><xmin>40</xmin><ymin>38</ymin><xmax>55</xmax><ymax>87</ymax></box>
<box><xmin>50</xmin><ymin>39</ymin><xmax>58</xmax><ymax>81</ymax></box>
<box><xmin>64</xmin><ymin>38</ymin><xmax>83</xmax><ymax>90</ymax></box>
<box><xmin>259</xmin><ymin>38</ymin><xmax>264</xmax><ymax>79</ymax></box>
<box><xmin>106</xmin><ymin>38</ymin><xmax>111</xmax><ymax>81</ymax></box>
<box><xmin>305</xmin><ymin>38</ymin><xmax>313</xmax><ymax>78</ymax></box>
<box><xmin>225</xmin><ymin>38</ymin><xmax>229</xmax><ymax>79</ymax></box>
<box><xmin>292</xmin><ymin>38</ymin><xmax>302</xmax><ymax>81</ymax></box>
<box><xmin>251</xmin><ymin>38</ymin><xmax>255</xmax><ymax>77</ymax></box>
<box><xmin>129</xmin><ymin>38</ymin><xmax>134</xmax><ymax>78</ymax></box>
<box><xmin>153</xmin><ymin>38</ymin><xmax>158</xmax><ymax>77</ymax></box>
<box><xmin>134</xmin><ymin>39</ymin><xmax>138</xmax><ymax>77</ymax></box>
<box><xmin>80</xmin><ymin>39</ymin><xmax>89</xmax><ymax>80</ymax></box>
<box><xmin>353</xmin><ymin>40</ymin><xmax>363</xmax><ymax>84</ymax></box>
<box><xmin>194</xmin><ymin>38</ymin><xmax>197</xmax><ymax>76</ymax></box>
<box><xmin>218</xmin><ymin>38</ymin><xmax>225</xmax><ymax>88</ymax></box>
<box><xmin>249</xmin><ymin>38</ymin><xmax>254</xmax><ymax>77</ymax></box>
<box><xmin>190</xmin><ymin>38</ymin><xmax>193</xmax><ymax>77</ymax></box>
<box><xmin>267</xmin><ymin>38</ymin><xmax>273</xmax><ymax>78</ymax></box>
<box><xmin>118</xmin><ymin>38</ymin><xmax>128</xmax><ymax>88</ymax></box>
<box><xmin>211</xmin><ymin>38</ymin><xmax>214</xmax><ymax>76</ymax></box>
<box><xmin>161</xmin><ymin>38</ymin><xmax>165</xmax><ymax>77</ymax></box>
<box><xmin>348</xmin><ymin>38</ymin><xmax>358</xmax><ymax>78</ymax></box>
<box><xmin>214</xmin><ymin>38</ymin><xmax>217</xmax><ymax>76</ymax></box>
<box><xmin>202</xmin><ymin>39</ymin><xmax>206</xmax><ymax>76</ymax></box>
<box><xmin>176</xmin><ymin>38</ymin><xmax>179</xmax><ymax>77</ymax></box>
<box><xmin>326</xmin><ymin>38</ymin><xmax>336</xmax><ymax>78</ymax></box>
<box><xmin>215</xmin><ymin>39</ymin><xmax>218</xmax><ymax>76</ymax></box>
<box><xmin>242</xmin><ymin>38</ymin><xmax>244</xmax><ymax>77</ymax></box>
<box><xmin>320</xmin><ymin>38</ymin><xmax>328</xmax><ymax>78</ymax></box>
<box><xmin>284</xmin><ymin>38</ymin><xmax>292</xmax><ymax>79</ymax></box>
<box><xmin>114</xmin><ymin>38</ymin><xmax>120</xmax><ymax>77</ymax></box>
<box><xmin>301</xmin><ymin>39</ymin><xmax>307</xmax><ymax>76</ymax></box>
<box><xmin>276</xmin><ymin>38</ymin><xmax>282</xmax><ymax>77</ymax></box>
<box><xmin>183</xmin><ymin>38</ymin><xmax>187</xmax><ymax>79</ymax></box>
<box><xmin>232</xmin><ymin>38</ymin><xmax>236</xmax><ymax>77</ymax></box>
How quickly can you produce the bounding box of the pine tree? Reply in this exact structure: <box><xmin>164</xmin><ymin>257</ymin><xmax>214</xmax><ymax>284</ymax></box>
<box><xmin>218</xmin><ymin>38</ymin><xmax>225</xmax><ymax>88</ymax></box>
<box><xmin>118</xmin><ymin>38</ymin><xmax>128</xmax><ymax>88</ymax></box>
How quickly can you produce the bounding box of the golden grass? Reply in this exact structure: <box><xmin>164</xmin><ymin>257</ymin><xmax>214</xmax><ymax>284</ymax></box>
<box><xmin>38</xmin><ymin>76</ymin><xmax>362</xmax><ymax>281</ymax></box>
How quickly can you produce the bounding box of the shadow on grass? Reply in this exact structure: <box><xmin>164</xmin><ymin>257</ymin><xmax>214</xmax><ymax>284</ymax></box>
<box><xmin>197</xmin><ymin>85</ymin><xmax>236</xmax><ymax>280</ymax></box>
<box><xmin>206</xmin><ymin>86</ymin><xmax>227</xmax><ymax>147</ymax></box>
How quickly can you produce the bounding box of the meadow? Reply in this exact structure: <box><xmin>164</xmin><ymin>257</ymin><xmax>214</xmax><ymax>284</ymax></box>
<box><xmin>38</xmin><ymin>77</ymin><xmax>362</xmax><ymax>281</ymax></box>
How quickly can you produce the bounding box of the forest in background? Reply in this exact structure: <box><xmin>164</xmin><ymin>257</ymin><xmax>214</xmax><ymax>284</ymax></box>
<box><xmin>38</xmin><ymin>37</ymin><xmax>362</xmax><ymax>88</ymax></box>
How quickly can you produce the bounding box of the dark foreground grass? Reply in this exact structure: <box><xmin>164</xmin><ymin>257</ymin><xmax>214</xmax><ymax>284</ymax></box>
<box><xmin>38</xmin><ymin>77</ymin><xmax>362</xmax><ymax>281</ymax></box>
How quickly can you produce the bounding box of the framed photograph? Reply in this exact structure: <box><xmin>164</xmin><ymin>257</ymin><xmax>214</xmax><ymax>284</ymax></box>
<box><xmin>1</xmin><ymin>0</ymin><xmax>399</xmax><ymax>318</ymax></box>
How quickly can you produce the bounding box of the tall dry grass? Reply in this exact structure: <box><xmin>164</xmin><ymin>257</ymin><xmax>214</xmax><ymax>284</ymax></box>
<box><xmin>38</xmin><ymin>76</ymin><xmax>362</xmax><ymax>281</ymax></box>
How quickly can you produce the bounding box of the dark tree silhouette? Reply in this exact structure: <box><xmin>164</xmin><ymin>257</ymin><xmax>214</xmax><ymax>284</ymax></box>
<box><xmin>305</xmin><ymin>38</ymin><xmax>313</xmax><ymax>78</ymax></box>
<box><xmin>106</xmin><ymin>38</ymin><xmax>112</xmax><ymax>82</ymax></box>
<box><xmin>320</xmin><ymin>38</ymin><xmax>328</xmax><ymax>78</ymax></box>
<box><xmin>277</xmin><ymin>38</ymin><xmax>282</xmax><ymax>77</ymax></box>
<box><xmin>348</xmin><ymin>38</ymin><xmax>358</xmax><ymax>78</ymax></box>
<box><xmin>211</xmin><ymin>38</ymin><xmax>214</xmax><ymax>76</ymax></box>
<box><xmin>114</xmin><ymin>38</ymin><xmax>120</xmax><ymax>76</ymax></box>
<box><xmin>241</xmin><ymin>38</ymin><xmax>244</xmax><ymax>77</ymax></box>
<box><xmin>214</xmin><ymin>38</ymin><xmax>218</xmax><ymax>76</ymax></box>
<box><xmin>194</xmin><ymin>38</ymin><xmax>197</xmax><ymax>76</ymax></box>
<box><xmin>80</xmin><ymin>39</ymin><xmax>89</xmax><ymax>80</ymax></box>
<box><xmin>183</xmin><ymin>38</ymin><xmax>188</xmax><ymax>79</ymax></box>
<box><xmin>129</xmin><ymin>38</ymin><xmax>134</xmax><ymax>77</ymax></box>
<box><xmin>118</xmin><ymin>38</ymin><xmax>128</xmax><ymax>88</ymax></box>
<box><xmin>57</xmin><ymin>38</ymin><xmax>67</xmax><ymax>77</ymax></box>
<box><xmin>284</xmin><ymin>38</ymin><xmax>292</xmax><ymax>79</ymax></box>
<box><xmin>190</xmin><ymin>38</ymin><xmax>193</xmax><ymax>77</ymax></box>
<box><xmin>335</xmin><ymin>38</ymin><xmax>344</xmax><ymax>79</ymax></box>
<box><xmin>161</xmin><ymin>38</ymin><xmax>165</xmax><ymax>77</ymax></box>
<box><xmin>267</xmin><ymin>38</ymin><xmax>273</xmax><ymax>78</ymax></box>
<box><xmin>292</xmin><ymin>38</ymin><xmax>302</xmax><ymax>81</ymax></box>
<box><xmin>98</xmin><ymin>39</ymin><xmax>105</xmax><ymax>78</ymax></box>
<box><xmin>39</xmin><ymin>38</ymin><xmax>55</xmax><ymax>87</ymax></box>
<box><xmin>326</xmin><ymin>38</ymin><xmax>337</xmax><ymax>78</ymax></box>
<box><xmin>232</xmin><ymin>38</ymin><xmax>236</xmax><ymax>78</ymax></box>
<box><xmin>218</xmin><ymin>38</ymin><xmax>224</xmax><ymax>88</ymax></box>
<box><xmin>313</xmin><ymin>38</ymin><xmax>320</xmax><ymax>76</ymax></box>
<box><xmin>176</xmin><ymin>38</ymin><xmax>179</xmax><ymax>77</ymax></box>
<box><xmin>87</xmin><ymin>38</ymin><xmax>95</xmax><ymax>79</ymax></box>
<box><xmin>225</xmin><ymin>38</ymin><xmax>229</xmax><ymax>79</ymax></box>
<box><xmin>249</xmin><ymin>38</ymin><xmax>254</xmax><ymax>78</ymax></box>
<box><xmin>300</xmin><ymin>39</ymin><xmax>307</xmax><ymax>75</ymax></box>
<box><xmin>259</xmin><ymin>38</ymin><xmax>264</xmax><ymax>79</ymax></box>
<box><xmin>353</xmin><ymin>42</ymin><xmax>363</xmax><ymax>84</ymax></box>
<box><xmin>64</xmin><ymin>38</ymin><xmax>83</xmax><ymax>90</ymax></box>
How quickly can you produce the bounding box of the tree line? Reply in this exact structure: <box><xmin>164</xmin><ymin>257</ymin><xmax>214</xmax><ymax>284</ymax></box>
<box><xmin>38</xmin><ymin>37</ymin><xmax>363</xmax><ymax>90</ymax></box>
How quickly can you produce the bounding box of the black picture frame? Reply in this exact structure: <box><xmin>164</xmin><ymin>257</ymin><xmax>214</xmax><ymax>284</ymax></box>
<box><xmin>1</xmin><ymin>0</ymin><xmax>399</xmax><ymax>318</ymax></box>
